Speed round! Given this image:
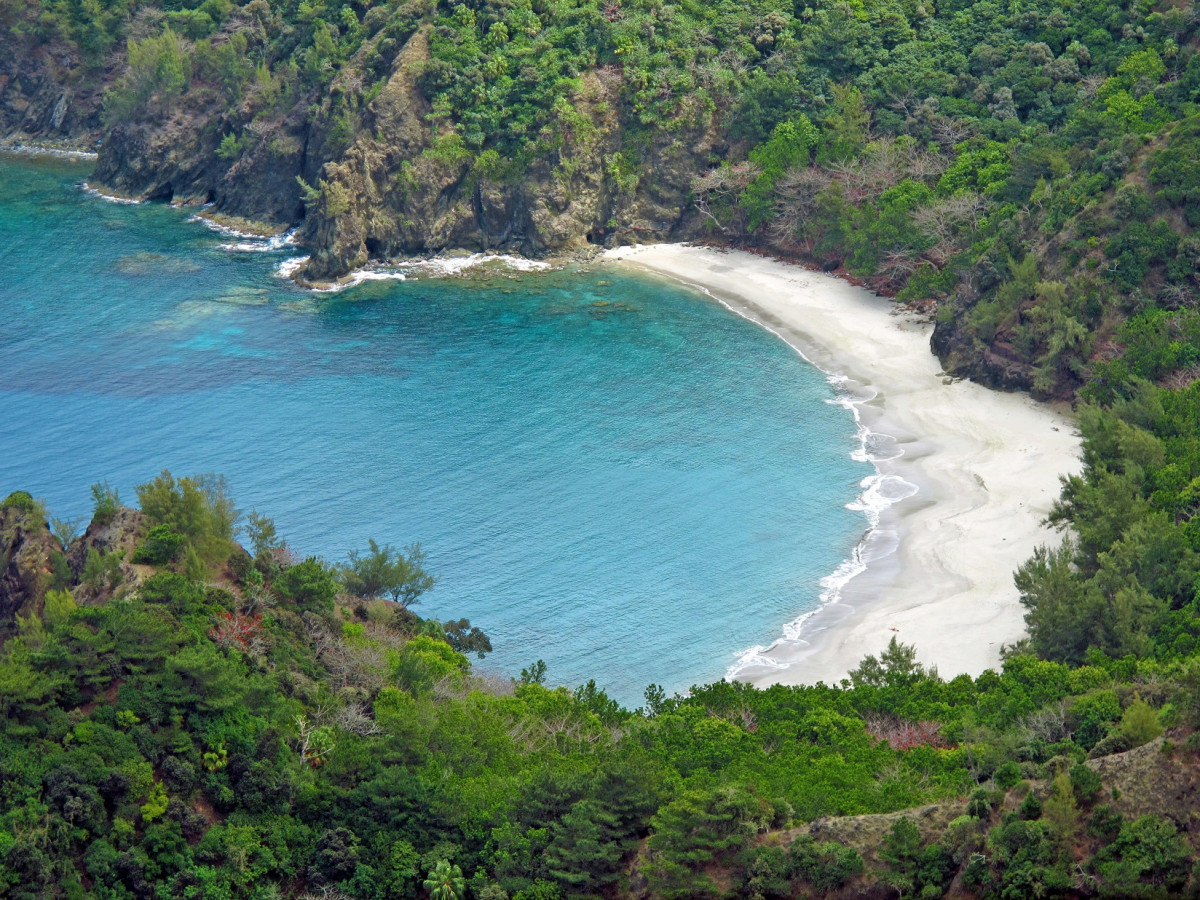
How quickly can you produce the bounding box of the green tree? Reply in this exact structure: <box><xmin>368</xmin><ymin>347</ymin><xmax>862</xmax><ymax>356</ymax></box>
<box><xmin>424</xmin><ymin>860</ymin><xmax>465</xmax><ymax>900</ymax></box>
<box><xmin>848</xmin><ymin>636</ymin><xmax>932</xmax><ymax>688</ymax></box>
<box><xmin>274</xmin><ymin>557</ymin><xmax>339</xmax><ymax>615</ymax></box>
<box><xmin>339</xmin><ymin>540</ymin><xmax>435</xmax><ymax>606</ymax></box>
<box><xmin>1042</xmin><ymin>773</ymin><xmax>1080</xmax><ymax>849</ymax></box>
<box><xmin>90</xmin><ymin>482</ymin><xmax>120</xmax><ymax>526</ymax></box>
<box><xmin>741</xmin><ymin>116</ymin><xmax>820</xmax><ymax>229</ymax></box>
<box><xmin>103</xmin><ymin>28</ymin><xmax>192</xmax><ymax>123</ymax></box>
<box><xmin>544</xmin><ymin>799</ymin><xmax>624</xmax><ymax>894</ymax></box>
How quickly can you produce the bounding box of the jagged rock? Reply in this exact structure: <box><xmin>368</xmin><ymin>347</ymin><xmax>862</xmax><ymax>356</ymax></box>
<box><xmin>0</xmin><ymin>31</ymin><xmax>104</xmax><ymax>144</ymax></box>
<box><xmin>66</xmin><ymin>507</ymin><xmax>145</xmax><ymax>576</ymax></box>
<box><xmin>931</xmin><ymin>314</ymin><xmax>1037</xmax><ymax>395</ymax></box>
<box><xmin>0</xmin><ymin>501</ymin><xmax>60</xmax><ymax>632</ymax></box>
<box><xmin>66</xmin><ymin>506</ymin><xmax>147</xmax><ymax>605</ymax></box>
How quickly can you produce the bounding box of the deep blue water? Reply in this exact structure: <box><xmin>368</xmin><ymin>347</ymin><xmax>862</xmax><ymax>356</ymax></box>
<box><xmin>0</xmin><ymin>155</ymin><xmax>871</xmax><ymax>704</ymax></box>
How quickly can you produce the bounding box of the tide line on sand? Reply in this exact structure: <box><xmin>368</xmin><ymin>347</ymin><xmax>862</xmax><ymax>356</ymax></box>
<box><xmin>603</xmin><ymin>243</ymin><xmax>1083</xmax><ymax>688</ymax></box>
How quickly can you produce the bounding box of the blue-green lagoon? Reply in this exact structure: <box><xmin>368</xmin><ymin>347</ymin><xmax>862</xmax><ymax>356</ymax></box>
<box><xmin>0</xmin><ymin>155</ymin><xmax>872</xmax><ymax>704</ymax></box>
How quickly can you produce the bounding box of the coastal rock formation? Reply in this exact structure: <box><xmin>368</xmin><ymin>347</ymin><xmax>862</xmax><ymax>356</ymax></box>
<box><xmin>931</xmin><ymin>315</ymin><xmax>1039</xmax><ymax>397</ymax></box>
<box><xmin>73</xmin><ymin>22</ymin><xmax>716</xmax><ymax>283</ymax></box>
<box><xmin>1</xmin><ymin>9</ymin><xmax>718</xmax><ymax>283</ymax></box>
<box><xmin>0</xmin><ymin>499</ymin><xmax>59</xmax><ymax>629</ymax></box>
<box><xmin>66</xmin><ymin>506</ymin><xmax>147</xmax><ymax>604</ymax></box>
<box><xmin>297</xmin><ymin>29</ymin><xmax>711</xmax><ymax>281</ymax></box>
<box><xmin>0</xmin><ymin>34</ymin><xmax>105</xmax><ymax>149</ymax></box>
<box><xmin>92</xmin><ymin>103</ymin><xmax>315</xmax><ymax>227</ymax></box>
<box><xmin>66</xmin><ymin>506</ymin><xmax>144</xmax><ymax>572</ymax></box>
<box><xmin>0</xmin><ymin>498</ymin><xmax>149</xmax><ymax>636</ymax></box>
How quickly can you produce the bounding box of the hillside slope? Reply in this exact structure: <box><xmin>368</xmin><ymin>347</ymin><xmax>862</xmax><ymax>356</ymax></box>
<box><xmin>6</xmin><ymin>0</ymin><xmax>1200</xmax><ymax>399</ymax></box>
<box><xmin>4</xmin><ymin>477</ymin><xmax>1200</xmax><ymax>899</ymax></box>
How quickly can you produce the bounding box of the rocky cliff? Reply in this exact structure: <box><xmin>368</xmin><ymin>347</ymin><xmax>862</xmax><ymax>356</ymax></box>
<box><xmin>0</xmin><ymin>27</ymin><xmax>107</xmax><ymax>150</ymax></box>
<box><xmin>2</xmin><ymin>8</ymin><xmax>717</xmax><ymax>283</ymax></box>
<box><xmin>0</xmin><ymin>497</ymin><xmax>59</xmax><ymax>628</ymax></box>
<box><xmin>0</xmin><ymin>495</ymin><xmax>147</xmax><ymax>638</ymax></box>
<box><xmin>297</xmin><ymin>28</ymin><xmax>715</xmax><ymax>280</ymax></box>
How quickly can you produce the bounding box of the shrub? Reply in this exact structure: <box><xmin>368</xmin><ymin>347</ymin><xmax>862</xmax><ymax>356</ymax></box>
<box><xmin>1119</xmin><ymin>697</ymin><xmax>1163</xmax><ymax>748</ymax></box>
<box><xmin>1087</xmin><ymin>805</ymin><xmax>1124</xmax><ymax>842</ymax></box>
<box><xmin>995</xmin><ymin>762</ymin><xmax>1022</xmax><ymax>790</ymax></box>
<box><xmin>90</xmin><ymin>482</ymin><xmax>120</xmax><ymax>526</ymax></box>
<box><xmin>1069</xmin><ymin>763</ymin><xmax>1103</xmax><ymax>805</ymax></box>
<box><xmin>83</xmin><ymin>548</ymin><xmax>123</xmax><ymax>592</ymax></box>
<box><xmin>274</xmin><ymin>557</ymin><xmax>339</xmax><ymax>615</ymax></box>
<box><xmin>1019</xmin><ymin>791</ymin><xmax>1042</xmax><ymax>820</ymax></box>
<box><xmin>967</xmin><ymin>789</ymin><xmax>993</xmax><ymax>819</ymax></box>
<box><xmin>1</xmin><ymin>491</ymin><xmax>36</xmax><ymax>514</ymax></box>
<box><xmin>1094</xmin><ymin>816</ymin><xmax>1191</xmax><ymax>895</ymax></box>
<box><xmin>788</xmin><ymin>835</ymin><xmax>864</xmax><ymax>892</ymax></box>
<box><xmin>132</xmin><ymin>525</ymin><xmax>185</xmax><ymax>566</ymax></box>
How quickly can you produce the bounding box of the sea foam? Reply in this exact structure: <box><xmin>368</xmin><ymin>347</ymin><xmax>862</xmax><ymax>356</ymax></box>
<box><xmin>81</xmin><ymin>182</ymin><xmax>143</xmax><ymax>204</ymax></box>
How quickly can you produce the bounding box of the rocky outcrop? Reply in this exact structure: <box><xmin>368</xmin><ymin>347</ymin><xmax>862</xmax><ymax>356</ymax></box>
<box><xmin>66</xmin><ymin>506</ymin><xmax>147</xmax><ymax>605</ymax></box>
<box><xmin>93</xmin><ymin>100</ymin><xmax>313</xmax><ymax>226</ymax></box>
<box><xmin>1087</xmin><ymin>736</ymin><xmax>1200</xmax><ymax>829</ymax></box>
<box><xmin>67</xmin><ymin>15</ymin><xmax>719</xmax><ymax>282</ymax></box>
<box><xmin>66</xmin><ymin>506</ymin><xmax>145</xmax><ymax>576</ymax></box>
<box><xmin>296</xmin><ymin>27</ymin><xmax>717</xmax><ymax>282</ymax></box>
<box><xmin>0</xmin><ymin>34</ymin><xmax>108</xmax><ymax>149</ymax></box>
<box><xmin>0</xmin><ymin>500</ymin><xmax>59</xmax><ymax>631</ymax></box>
<box><xmin>803</xmin><ymin>801</ymin><xmax>968</xmax><ymax>868</ymax></box>
<box><xmin>0</xmin><ymin>499</ymin><xmax>149</xmax><ymax>637</ymax></box>
<box><xmin>932</xmin><ymin>315</ymin><xmax>1037</xmax><ymax>396</ymax></box>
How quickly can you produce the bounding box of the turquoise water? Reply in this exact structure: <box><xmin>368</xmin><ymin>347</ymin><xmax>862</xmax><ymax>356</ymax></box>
<box><xmin>0</xmin><ymin>155</ymin><xmax>871</xmax><ymax>704</ymax></box>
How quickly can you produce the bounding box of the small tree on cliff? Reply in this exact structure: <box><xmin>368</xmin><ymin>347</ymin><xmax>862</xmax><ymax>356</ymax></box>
<box><xmin>339</xmin><ymin>540</ymin><xmax>435</xmax><ymax>607</ymax></box>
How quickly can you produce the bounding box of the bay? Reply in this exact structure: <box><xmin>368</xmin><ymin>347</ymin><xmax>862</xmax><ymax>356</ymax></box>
<box><xmin>0</xmin><ymin>155</ymin><xmax>871</xmax><ymax>704</ymax></box>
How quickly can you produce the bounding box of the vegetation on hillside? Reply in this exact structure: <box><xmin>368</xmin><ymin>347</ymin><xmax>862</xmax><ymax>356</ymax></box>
<box><xmin>7</xmin><ymin>0</ymin><xmax>1200</xmax><ymax>395</ymax></box>
<box><xmin>3</xmin><ymin>471</ymin><xmax>1200</xmax><ymax>898</ymax></box>
<box><xmin>8</xmin><ymin>0</ymin><xmax>1200</xmax><ymax>895</ymax></box>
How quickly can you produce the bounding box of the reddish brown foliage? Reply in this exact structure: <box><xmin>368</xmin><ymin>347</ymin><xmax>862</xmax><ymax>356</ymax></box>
<box><xmin>209</xmin><ymin>611</ymin><xmax>262</xmax><ymax>650</ymax></box>
<box><xmin>865</xmin><ymin>715</ymin><xmax>950</xmax><ymax>751</ymax></box>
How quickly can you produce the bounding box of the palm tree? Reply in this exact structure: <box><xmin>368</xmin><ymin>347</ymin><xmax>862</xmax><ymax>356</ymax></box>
<box><xmin>423</xmin><ymin>860</ymin><xmax>465</xmax><ymax>900</ymax></box>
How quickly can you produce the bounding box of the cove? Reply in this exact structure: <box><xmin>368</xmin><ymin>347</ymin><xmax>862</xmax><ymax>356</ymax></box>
<box><xmin>0</xmin><ymin>154</ymin><xmax>871</xmax><ymax>704</ymax></box>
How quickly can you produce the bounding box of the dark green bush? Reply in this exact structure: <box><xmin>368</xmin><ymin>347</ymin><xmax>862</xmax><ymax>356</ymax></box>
<box><xmin>788</xmin><ymin>835</ymin><xmax>864</xmax><ymax>893</ymax></box>
<box><xmin>132</xmin><ymin>525</ymin><xmax>185</xmax><ymax>566</ymax></box>
<box><xmin>1</xmin><ymin>490</ymin><xmax>36</xmax><ymax>513</ymax></box>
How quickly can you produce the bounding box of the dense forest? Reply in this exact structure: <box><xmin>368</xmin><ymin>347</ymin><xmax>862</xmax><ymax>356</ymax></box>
<box><xmin>7</xmin><ymin>0</ymin><xmax>1200</xmax><ymax>896</ymax></box>
<box><xmin>3</xmin><ymin>0</ymin><xmax>1200</xmax><ymax>397</ymax></box>
<box><xmin>2</xmin><ymin>467</ymin><xmax>1200</xmax><ymax>900</ymax></box>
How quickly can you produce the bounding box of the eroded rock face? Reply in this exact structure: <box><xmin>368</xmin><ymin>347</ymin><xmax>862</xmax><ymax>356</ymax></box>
<box><xmin>0</xmin><ymin>502</ymin><xmax>151</xmax><ymax>636</ymax></box>
<box><xmin>93</xmin><ymin>112</ymin><xmax>311</xmax><ymax>226</ymax></box>
<box><xmin>78</xmin><ymin>20</ymin><xmax>718</xmax><ymax>283</ymax></box>
<box><xmin>0</xmin><ymin>504</ymin><xmax>59</xmax><ymax>631</ymax></box>
<box><xmin>66</xmin><ymin>506</ymin><xmax>147</xmax><ymax>605</ymax></box>
<box><xmin>296</xmin><ymin>30</ymin><xmax>717</xmax><ymax>282</ymax></box>
<box><xmin>931</xmin><ymin>314</ymin><xmax>1037</xmax><ymax>396</ymax></box>
<box><xmin>0</xmin><ymin>33</ymin><xmax>106</xmax><ymax>148</ymax></box>
<box><xmin>67</xmin><ymin>507</ymin><xmax>145</xmax><ymax>576</ymax></box>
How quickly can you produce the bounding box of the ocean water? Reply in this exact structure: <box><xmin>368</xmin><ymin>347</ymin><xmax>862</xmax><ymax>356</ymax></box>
<box><xmin>0</xmin><ymin>155</ymin><xmax>872</xmax><ymax>704</ymax></box>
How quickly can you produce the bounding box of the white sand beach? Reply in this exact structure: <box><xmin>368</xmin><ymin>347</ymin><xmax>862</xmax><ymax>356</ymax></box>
<box><xmin>603</xmin><ymin>243</ymin><xmax>1083</xmax><ymax>687</ymax></box>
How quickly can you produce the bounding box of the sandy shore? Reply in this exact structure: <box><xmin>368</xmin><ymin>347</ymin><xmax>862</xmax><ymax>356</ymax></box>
<box><xmin>603</xmin><ymin>243</ymin><xmax>1082</xmax><ymax>687</ymax></box>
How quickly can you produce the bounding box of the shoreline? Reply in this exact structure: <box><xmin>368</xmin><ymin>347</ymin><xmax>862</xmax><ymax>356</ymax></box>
<box><xmin>602</xmin><ymin>243</ymin><xmax>1082</xmax><ymax>687</ymax></box>
<box><xmin>0</xmin><ymin>140</ymin><xmax>98</xmax><ymax>161</ymax></box>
